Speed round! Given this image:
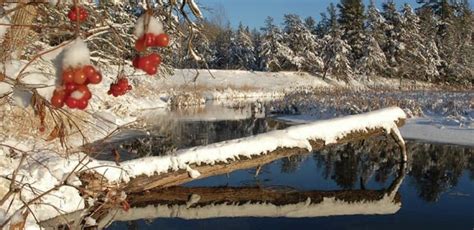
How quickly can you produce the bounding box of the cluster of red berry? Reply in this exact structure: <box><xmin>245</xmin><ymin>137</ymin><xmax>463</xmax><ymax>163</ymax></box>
<box><xmin>51</xmin><ymin>65</ymin><xmax>102</xmax><ymax>110</ymax></box>
<box><xmin>132</xmin><ymin>53</ymin><xmax>161</xmax><ymax>75</ymax></box>
<box><xmin>67</xmin><ymin>6</ymin><xmax>88</xmax><ymax>22</ymax></box>
<box><xmin>133</xmin><ymin>32</ymin><xmax>169</xmax><ymax>75</ymax></box>
<box><xmin>107</xmin><ymin>78</ymin><xmax>132</xmax><ymax>97</ymax></box>
<box><xmin>134</xmin><ymin>33</ymin><xmax>170</xmax><ymax>52</ymax></box>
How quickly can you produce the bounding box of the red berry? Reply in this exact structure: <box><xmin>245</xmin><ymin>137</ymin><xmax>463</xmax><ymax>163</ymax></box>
<box><xmin>67</xmin><ymin>8</ymin><xmax>78</xmax><ymax>21</ymax></box>
<box><xmin>79</xmin><ymin>8</ymin><xmax>88</xmax><ymax>21</ymax></box>
<box><xmin>148</xmin><ymin>53</ymin><xmax>161</xmax><ymax>65</ymax></box>
<box><xmin>73</xmin><ymin>68</ymin><xmax>87</xmax><ymax>85</ymax></box>
<box><xmin>88</xmin><ymin>73</ymin><xmax>102</xmax><ymax>84</ymax></box>
<box><xmin>82</xmin><ymin>65</ymin><xmax>96</xmax><ymax>77</ymax></box>
<box><xmin>39</xmin><ymin>126</ymin><xmax>46</xmax><ymax>133</ymax></box>
<box><xmin>68</xmin><ymin>6</ymin><xmax>87</xmax><ymax>22</ymax></box>
<box><xmin>76</xmin><ymin>99</ymin><xmax>88</xmax><ymax>110</ymax></box>
<box><xmin>118</xmin><ymin>78</ymin><xmax>128</xmax><ymax>86</ymax></box>
<box><xmin>138</xmin><ymin>56</ymin><xmax>151</xmax><ymax>69</ymax></box>
<box><xmin>154</xmin><ymin>34</ymin><xmax>170</xmax><ymax>47</ymax></box>
<box><xmin>144</xmin><ymin>33</ymin><xmax>155</xmax><ymax>47</ymax></box>
<box><xmin>65</xmin><ymin>82</ymin><xmax>78</xmax><ymax>93</ymax></box>
<box><xmin>53</xmin><ymin>88</ymin><xmax>67</xmax><ymax>98</ymax></box>
<box><xmin>135</xmin><ymin>36</ymin><xmax>146</xmax><ymax>52</ymax></box>
<box><xmin>62</xmin><ymin>69</ymin><xmax>74</xmax><ymax>83</ymax></box>
<box><xmin>51</xmin><ymin>94</ymin><xmax>65</xmax><ymax>108</ymax></box>
<box><xmin>65</xmin><ymin>97</ymin><xmax>78</xmax><ymax>108</ymax></box>
<box><xmin>146</xmin><ymin>65</ymin><xmax>157</xmax><ymax>75</ymax></box>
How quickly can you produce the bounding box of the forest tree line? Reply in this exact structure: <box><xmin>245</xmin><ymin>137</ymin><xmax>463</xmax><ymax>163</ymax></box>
<box><xmin>174</xmin><ymin>0</ymin><xmax>473</xmax><ymax>85</ymax></box>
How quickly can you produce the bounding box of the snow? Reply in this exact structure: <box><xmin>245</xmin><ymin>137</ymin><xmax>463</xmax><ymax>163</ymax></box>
<box><xmin>71</xmin><ymin>90</ymin><xmax>84</xmax><ymax>100</ymax></box>
<box><xmin>62</xmin><ymin>38</ymin><xmax>91</xmax><ymax>69</ymax></box>
<box><xmin>0</xmin><ymin>146</ymin><xmax>85</xmax><ymax>229</ymax></box>
<box><xmin>400</xmin><ymin>117</ymin><xmax>474</xmax><ymax>147</ymax></box>
<box><xmin>186</xmin><ymin>165</ymin><xmax>201</xmax><ymax>178</ymax></box>
<box><xmin>10</xmin><ymin>87</ymin><xmax>32</xmax><ymax>108</ymax></box>
<box><xmin>84</xmin><ymin>216</ymin><xmax>97</xmax><ymax>226</ymax></box>
<box><xmin>133</xmin><ymin>14</ymin><xmax>164</xmax><ymax>38</ymax></box>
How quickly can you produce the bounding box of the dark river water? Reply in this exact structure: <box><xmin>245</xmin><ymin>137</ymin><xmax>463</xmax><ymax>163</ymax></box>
<box><xmin>94</xmin><ymin>109</ymin><xmax>474</xmax><ymax>230</ymax></box>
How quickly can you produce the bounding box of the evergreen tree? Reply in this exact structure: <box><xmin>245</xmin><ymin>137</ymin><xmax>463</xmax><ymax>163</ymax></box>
<box><xmin>304</xmin><ymin>16</ymin><xmax>318</xmax><ymax>35</ymax></box>
<box><xmin>381</xmin><ymin>1</ymin><xmax>404</xmax><ymax>75</ymax></box>
<box><xmin>282</xmin><ymin>14</ymin><xmax>324</xmax><ymax>73</ymax></box>
<box><xmin>337</xmin><ymin>0</ymin><xmax>365</xmax><ymax>60</ymax></box>
<box><xmin>229</xmin><ymin>23</ymin><xmax>256</xmax><ymax>70</ymax></box>
<box><xmin>399</xmin><ymin>4</ymin><xmax>439</xmax><ymax>81</ymax></box>
<box><xmin>259</xmin><ymin>17</ymin><xmax>286</xmax><ymax>71</ymax></box>
<box><xmin>322</xmin><ymin>28</ymin><xmax>353</xmax><ymax>81</ymax></box>
<box><xmin>356</xmin><ymin>32</ymin><xmax>388</xmax><ymax>80</ymax></box>
<box><xmin>210</xmin><ymin>24</ymin><xmax>233</xmax><ymax>69</ymax></box>
<box><xmin>251</xmin><ymin>28</ymin><xmax>264</xmax><ymax>71</ymax></box>
<box><xmin>366</xmin><ymin>0</ymin><xmax>387</xmax><ymax>49</ymax></box>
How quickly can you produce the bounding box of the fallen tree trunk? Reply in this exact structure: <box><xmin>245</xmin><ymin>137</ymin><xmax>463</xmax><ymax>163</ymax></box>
<box><xmin>80</xmin><ymin>107</ymin><xmax>407</xmax><ymax>194</ymax></box>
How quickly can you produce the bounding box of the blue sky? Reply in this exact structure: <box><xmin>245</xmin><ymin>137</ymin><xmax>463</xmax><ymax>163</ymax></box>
<box><xmin>196</xmin><ymin>0</ymin><xmax>427</xmax><ymax>28</ymax></box>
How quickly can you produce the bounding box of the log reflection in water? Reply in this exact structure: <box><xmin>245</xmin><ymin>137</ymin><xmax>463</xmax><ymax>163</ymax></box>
<box><xmin>92</xmin><ymin>162</ymin><xmax>406</xmax><ymax>229</ymax></box>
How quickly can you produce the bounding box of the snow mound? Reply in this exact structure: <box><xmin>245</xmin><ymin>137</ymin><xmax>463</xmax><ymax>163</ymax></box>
<box><xmin>62</xmin><ymin>38</ymin><xmax>91</xmax><ymax>68</ymax></box>
<box><xmin>134</xmin><ymin>14</ymin><xmax>164</xmax><ymax>37</ymax></box>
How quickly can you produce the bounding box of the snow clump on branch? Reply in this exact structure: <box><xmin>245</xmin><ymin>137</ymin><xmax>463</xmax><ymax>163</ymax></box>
<box><xmin>133</xmin><ymin>14</ymin><xmax>164</xmax><ymax>38</ymax></box>
<box><xmin>62</xmin><ymin>38</ymin><xmax>91</xmax><ymax>69</ymax></box>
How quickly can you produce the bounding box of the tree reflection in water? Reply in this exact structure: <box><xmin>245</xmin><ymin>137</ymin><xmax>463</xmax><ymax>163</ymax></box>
<box><xmin>309</xmin><ymin>136</ymin><xmax>473</xmax><ymax>202</ymax></box>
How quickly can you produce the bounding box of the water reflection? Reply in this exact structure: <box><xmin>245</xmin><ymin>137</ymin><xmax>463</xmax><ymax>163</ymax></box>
<box><xmin>95</xmin><ymin>117</ymin><xmax>287</xmax><ymax>160</ymax></box>
<box><xmin>311</xmin><ymin>139</ymin><xmax>473</xmax><ymax>203</ymax></box>
<box><xmin>408</xmin><ymin>142</ymin><xmax>474</xmax><ymax>202</ymax></box>
<box><xmin>95</xmin><ymin>161</ymin><xmax>406</xmax><ymax>229</ymax></box>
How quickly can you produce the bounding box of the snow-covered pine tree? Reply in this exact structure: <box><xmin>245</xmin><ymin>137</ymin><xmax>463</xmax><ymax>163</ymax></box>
<box><xmin>381</xmin><ymin>1</ymin><xmax>404</xmax><ymax>77</ymax></box>
<box><xmin>337</xmin><ymin>0</ymin><xmax>365</xmax><ymax>61</ymax></box>
<box><xmin>281</xmin><ymin>14</ymin><xmax>320</xmax><ymax>71</ymax></box>
<box><xmin>251</xmin><ymin>28</ymin><xmax>264</xmax><ymax>71</ymax></box>
<box><xmin>322</xmin><ymin>28</ymin><xmax>353</xmax><ymax>82</ymax></box>
<box><xmin>366</xmin><ymin>0</ymin><xmax>387</xmax><ymax>50</ymax></box>
<box><xmin>356</xmin><ymin>0</ymin><xmax>389</xmax><ymax>80</ymax></box>
<box><xmin>229</xmin><ymin>23</ymin><xmax>256</xmax><ymax>70</ymax></box>
<box><xmin>398</xmin><ymin>4</ymin><xmax>439</xmax><ymax>81</ymax></box>
<box><xmin>210</xmin><ymin>24</ymin><xmax>233</xmax><ymax>69</ymax></box>
<box><xmin>436</xmin><ymin>0</ymin><xmax>473</xmax><ymax>85</ymax></box>
<box><xmin>304</xmin><ymin>16</ymin><xmax>318</xmax><ymax>35</ymax></box>
<box><xmin>356</xmin><ymin>32</ymin><xmax>388</xmax><ymax>80</ymax></box>
<box><xmin>259</xmin><ymin>16</ymin><xmax>286</xmax><ymax>72</ymax></box>
<box><xmin>418</xmin><ymin>7</ymin><xmax>442</xmax><ymax>82</ymax></box>
<box><xmin>452</xmin><ymin>0</ymin><xmax>474</xmax><ymax>85</ymax></box>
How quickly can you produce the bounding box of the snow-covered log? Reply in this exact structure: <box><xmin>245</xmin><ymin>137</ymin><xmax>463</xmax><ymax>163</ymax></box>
<box><xmin>81</xmin><ymin>107</ymin><xmax>407</xmax><ymax>194</ymax></box>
